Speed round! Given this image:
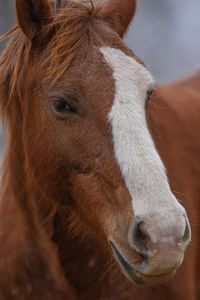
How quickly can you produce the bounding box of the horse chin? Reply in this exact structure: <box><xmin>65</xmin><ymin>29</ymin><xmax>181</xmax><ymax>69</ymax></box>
<box><xmin>110</xmin><ymin>240</ymin><xmax>176</xmax><ymax>285</ymax></box>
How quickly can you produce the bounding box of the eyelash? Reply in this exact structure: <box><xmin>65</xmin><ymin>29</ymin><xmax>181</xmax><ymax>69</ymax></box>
<box><xmin>146</xmin><ymin>90</ymin><xmax>154</xmax><ymax>101</ymax></box>
<box><xmin>52</xmin><ymin>99</ymin><xmax>76</xmax><ymax>114</ymax></box>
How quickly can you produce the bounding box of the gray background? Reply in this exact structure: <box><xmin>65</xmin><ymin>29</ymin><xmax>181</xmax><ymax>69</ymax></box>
<box><xmin>0</xmin><ymin>0</ymin><xmax>200</xmax><ymax>160</ymax></box>
<box><xmin>1</xmin><ymin>0</ymin><xmax>200</xmax><ymax>83</ymax></box>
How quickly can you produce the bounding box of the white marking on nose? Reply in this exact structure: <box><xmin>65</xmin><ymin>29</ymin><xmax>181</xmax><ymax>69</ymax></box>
<box><xmin>100</xmin><ymin>47</ymin><xmax>188</xmax><ymax>240</ymax></box>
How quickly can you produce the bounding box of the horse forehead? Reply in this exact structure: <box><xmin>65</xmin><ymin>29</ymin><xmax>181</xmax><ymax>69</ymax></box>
<box><xmin>80</xmin><ymin>46</ymin><xmax>154</xmax><ymax>118</ymax></box>
<box><xmin>99</xmin><ymin>47</ymin><xmax>154</xmax><ymax>91</ymax></box>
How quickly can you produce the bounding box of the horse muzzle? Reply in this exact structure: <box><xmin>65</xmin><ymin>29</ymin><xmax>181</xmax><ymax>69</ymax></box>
<box><xmin>109</xmin><ymin>212</ymin><xmax>191</xmax><ymax>285</ymax></box>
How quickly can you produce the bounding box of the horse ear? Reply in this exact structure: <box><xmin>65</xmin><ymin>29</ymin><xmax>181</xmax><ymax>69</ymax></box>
<box><xmin>99</xmin><ymin>0</ymin><xmax>137</xmax><ymax>38</ymax></box>
<box><xmin>15</xmin><ymin>0</ymin><xmax>53</xmax><ymax>40</ymax></box>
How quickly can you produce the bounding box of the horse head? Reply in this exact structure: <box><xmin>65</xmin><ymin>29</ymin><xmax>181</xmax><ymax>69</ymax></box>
<box><xmin>0</xmin><ymin>0</ymin><xmax>191</xmax><ymax>285</ymax></box>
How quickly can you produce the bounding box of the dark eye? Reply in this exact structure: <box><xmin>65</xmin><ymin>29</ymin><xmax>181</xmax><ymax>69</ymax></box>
<box><xmin>146</xmin><ymin>89</ymin><xmax>154</xmax><ymax>102</ymax></box>
<box><xmin>52</xmin><ymin>99</ymin><xmax>76</xmax><ymax>114</ymax></box>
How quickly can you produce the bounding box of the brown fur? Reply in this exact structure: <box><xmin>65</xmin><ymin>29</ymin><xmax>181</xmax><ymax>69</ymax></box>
<box><xmin>0</xmin><ymin>0</ymin><xmax>199</xmax><ymax>299</ymax></box>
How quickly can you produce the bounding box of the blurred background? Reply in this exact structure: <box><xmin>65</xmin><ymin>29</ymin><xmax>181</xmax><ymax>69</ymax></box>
<box><xmin>0</xmin><ymin>0</ymin><xmax>200</xmax><ymax>159</ymax></box>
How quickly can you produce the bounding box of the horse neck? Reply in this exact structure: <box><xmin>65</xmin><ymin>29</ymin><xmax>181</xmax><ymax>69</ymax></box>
<box><xmin>1</xmin><ymin>113</ymin><xmax>48</xmax><ymax>229</ymax></box>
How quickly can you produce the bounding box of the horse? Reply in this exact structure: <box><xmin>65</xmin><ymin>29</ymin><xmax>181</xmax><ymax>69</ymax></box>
<box><xmin>0</xmin><ymin>0</ymin><xmax>199</xmax><ymax>299</ymax></box>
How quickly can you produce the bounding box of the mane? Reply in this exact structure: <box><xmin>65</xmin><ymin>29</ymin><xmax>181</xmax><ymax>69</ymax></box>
<box><xmin>42</xmin><ymin>0</ymin><xmax>96</xmax><ymax>85</ymax></box>
<box><xmin>0</xmin><ymin>0</ymin><xmax>98</xmax><ymax>117</ymax></box>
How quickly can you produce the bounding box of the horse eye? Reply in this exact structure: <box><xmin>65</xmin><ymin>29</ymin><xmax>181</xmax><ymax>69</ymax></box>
<box><xmin>146</xmin><ymin>89</ymin><xmax>154</xmax><ymax>102</ymax></box>
<box><xmin>52</xmin><ymin>99</ymin><xmax>76</xmax><ymax>114</ymax></box>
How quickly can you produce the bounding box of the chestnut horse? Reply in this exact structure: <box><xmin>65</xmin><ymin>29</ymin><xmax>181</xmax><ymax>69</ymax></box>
<box><xmin>0</xmin><ymin>0</ymin><xmax>199</xmax><ymax>299</ymax></box>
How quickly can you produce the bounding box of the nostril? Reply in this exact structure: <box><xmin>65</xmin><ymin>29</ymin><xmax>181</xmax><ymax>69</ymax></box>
<box><xmin>183</xmin><ymin>216</ymin><xmax>191</xmax><ymax>242</ymax></box>
<box><xmin>132</xmin><ymin>217</ymin><xmax>150</xmax><ymax>258</ymax></box>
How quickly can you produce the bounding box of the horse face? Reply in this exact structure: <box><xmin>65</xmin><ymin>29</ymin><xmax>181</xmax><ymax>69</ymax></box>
<box><xmin>15</xmin><ymin>0</ymin><xmax>191</xmax><ymax>285</ymax></box>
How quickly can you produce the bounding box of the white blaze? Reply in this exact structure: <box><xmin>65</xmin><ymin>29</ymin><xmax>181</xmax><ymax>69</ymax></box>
<box><xmin>100</xmin><ymin>47</ymin><xmax>185</xmax><ymax>241</ymax></box>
